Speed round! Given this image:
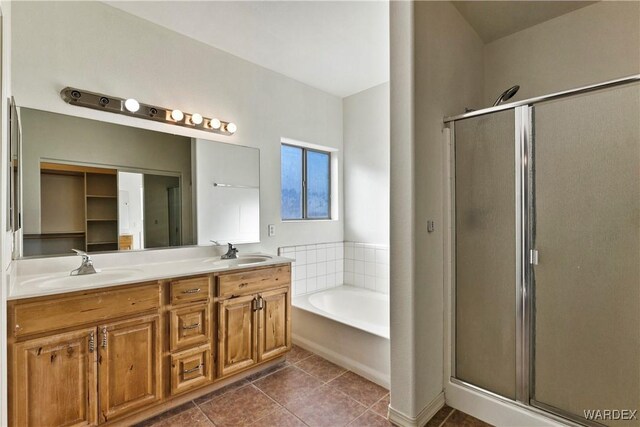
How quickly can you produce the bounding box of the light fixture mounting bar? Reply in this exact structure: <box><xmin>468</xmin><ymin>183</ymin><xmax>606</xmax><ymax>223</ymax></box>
<box><xmin>60</xmin><ymin>87</ymin><xmax>235</xmax><ymax>135</ymax></box>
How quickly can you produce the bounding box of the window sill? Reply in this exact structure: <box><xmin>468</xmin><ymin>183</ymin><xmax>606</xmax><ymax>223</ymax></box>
<box><xmin>281</xmin><ymin>219</ymin><xmax>338</xmax><ymax>223</ymax></box>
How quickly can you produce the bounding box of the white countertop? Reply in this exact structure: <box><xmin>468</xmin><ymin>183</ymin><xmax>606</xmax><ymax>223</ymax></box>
<box><xmin>9</xmin><ymin>252</ymin><xmax>293</xmax><ymax>300</ymax></box>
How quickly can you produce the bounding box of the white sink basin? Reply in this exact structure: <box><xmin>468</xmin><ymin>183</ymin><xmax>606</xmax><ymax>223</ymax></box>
<box><xmin>201</xmin><ymin>255</ymin><xmax>272</xmax><ymax>267</ymax></box>
<box><xmin>21</xmin><ymin>268</ymin><xmax>144</xmax><ymax>289</ymax></box>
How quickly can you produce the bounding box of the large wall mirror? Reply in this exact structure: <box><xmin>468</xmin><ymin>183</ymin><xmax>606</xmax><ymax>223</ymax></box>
<box><xmin>15</xmin><ymin>108</ymin><xmax>260</xmax><ymax>258</ymax></box>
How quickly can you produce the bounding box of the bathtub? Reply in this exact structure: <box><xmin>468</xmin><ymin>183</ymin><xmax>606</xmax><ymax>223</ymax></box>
<box><xmin>292</xmin><ymin>285</ymin><xmax>390</xmax><ymax>388</ymax></box>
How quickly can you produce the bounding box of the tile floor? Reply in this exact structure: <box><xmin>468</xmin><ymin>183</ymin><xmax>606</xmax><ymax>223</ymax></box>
<box><xmin>136</xmin><ymin>346</ymin><xmax>492</xmax><ymax>427</ymax></box>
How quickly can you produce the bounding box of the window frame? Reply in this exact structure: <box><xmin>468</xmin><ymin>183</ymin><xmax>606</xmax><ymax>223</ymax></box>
<box><xmin>281</xmin><ymin>143</ymin><xmax>331</xmax><ymax>221</ymax></box>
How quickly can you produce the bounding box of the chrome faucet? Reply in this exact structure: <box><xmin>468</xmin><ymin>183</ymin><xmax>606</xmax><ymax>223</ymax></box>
<box><xmin>70</xmin><ymin>249</ymin><xmax>97</xmax><ymax>276</ymax></box>
<box><xmin>221</xmin><ymin>243</ymin><xmax>239</xmax><ymax>260</ymax></box>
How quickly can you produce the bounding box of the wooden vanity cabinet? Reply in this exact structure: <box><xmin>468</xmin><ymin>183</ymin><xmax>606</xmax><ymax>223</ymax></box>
<box><xmin>9</xmin><ymin>264</ymin><xmax>291</xmax><ymax>427</ymax></box>
<box><xmin>98</xmin><ymin>315</ymin><xmax>162</xmax><ymax>423</ymax></box>
<box><xmin>216</xmin><ymin>265</ymin><xmax>292</xmax><ymax>378</ymax></box>
<box><xmin>13</xmin><ymin>327</ymin><xmax>98</xmax><ymax>427</ymax></box>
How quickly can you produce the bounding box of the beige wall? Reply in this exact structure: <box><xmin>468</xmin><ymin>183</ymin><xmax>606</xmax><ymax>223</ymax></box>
<box><xmin>343</xmin><ymin>82</ymin><xmax>390</xmax><ymax>245</ymax></box>
<box><xmin>20</xmin><ymin>109</ymin><xmax>193</xmax><ymax>245</ymax></box>
<box><xmin>484</xmin><ymin>1</ymin><xmax>640</xmax><ymax>105</ymax></box>
<box><xmin>389</xmin><ymin>0</ymin><xmax>484</xmax><ymax>420</ymax></box>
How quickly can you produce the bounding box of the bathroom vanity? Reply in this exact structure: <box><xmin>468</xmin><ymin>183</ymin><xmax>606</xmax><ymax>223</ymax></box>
<box><xmin>7</xmin><ymin>258</ymin><xmax>292</xmax><ymax>426</ymax></box>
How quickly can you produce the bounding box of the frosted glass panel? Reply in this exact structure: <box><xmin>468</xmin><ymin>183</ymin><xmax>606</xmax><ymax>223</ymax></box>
<box><xmin>454</xmin><ymin>109</ymin><xmax>517</xmax><ymax>399</ymax></box>
<box><xmin>532</xmin><ymin>84</ymin><xmax>640</xmax><ymax>425</ymax></box>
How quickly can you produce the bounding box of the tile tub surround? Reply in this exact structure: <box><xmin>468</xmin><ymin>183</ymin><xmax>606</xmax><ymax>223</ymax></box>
<box><xmin>278</xmin><ymin>242</ymin><xmax>389</xmax><ymax>296</ymax></box>
<box><xmin>136</xmin><ymin>345</ymin><xmax>392</xmax><ymax>427</ymax></box>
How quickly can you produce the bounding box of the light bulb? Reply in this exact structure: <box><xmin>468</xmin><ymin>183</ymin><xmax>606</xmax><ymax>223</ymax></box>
<box><xmin>191</xmin><ymin>113</ymin><xmax>203</xmax><ymax>125</ymax></box>
<box><xmin>209</xmin><ymin>118</ymin><xmax>221</xmax><ymax>130</ymax></box>
<box><xmin>171</xmin><ymin>109</ymin><xmax>184</xmax><ymax>121</ymax></box>
<box><xmin>124</xmin><ymin>98</ymin><xmax>140</xmax><ymax>113</ymax></box>
<box><xmin>226</xmin><ymin>122</ymin><xmax>237</xmax><ymax>134</ymax></box>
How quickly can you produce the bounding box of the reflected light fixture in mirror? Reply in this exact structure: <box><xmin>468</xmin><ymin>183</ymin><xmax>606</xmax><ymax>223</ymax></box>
<box><xmin>60</xmin><ymin>87</ymin><xmax>236</xmax><ymax>135</ymax></box>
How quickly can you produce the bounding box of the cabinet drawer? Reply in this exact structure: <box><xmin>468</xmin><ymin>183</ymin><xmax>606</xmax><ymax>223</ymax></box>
<box><xmin>217</xmin><ymin>265</ymin><xmax>291</xmax><ymax>299</ymax></box>
<box><xmin>170</xmin><ymin>276</ymin><xmax>211</xmax><ymax>305</ymax></box>
<box><xmin>11</xmin><ymin>283</ymin><xmax>160</xmax><ymax>338</ymax></box>
<box><xmin>169</xmin><ymin>303</ymin><xmax>211</xmax><ymax>351</ymax></box>
<box><xmin>170</xmin><ymin>344</ymin><xmax>213</xmax><ymax>395</ymax></box>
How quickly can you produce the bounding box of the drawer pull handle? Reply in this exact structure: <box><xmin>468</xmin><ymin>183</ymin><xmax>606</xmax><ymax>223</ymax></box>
<box><xmin>182</xmin><ymin>323</ymin><xmax>200</xmax><ymax>330</ymax></box>
<box><xmin>183</xmin><ymin>364</ymin><xmax>203</xmax><ymax>375</ymax></box>
<box><xmin>181</xmin><ymin>288</ymin><xmax>201</xmax><ymax>294</ymax></box>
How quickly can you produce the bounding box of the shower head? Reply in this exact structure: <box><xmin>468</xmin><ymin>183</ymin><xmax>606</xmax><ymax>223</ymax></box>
<box><xmin>492</xmin><ymin>85</ymin><xmax>520</xmax><ymax>106</ymax></box>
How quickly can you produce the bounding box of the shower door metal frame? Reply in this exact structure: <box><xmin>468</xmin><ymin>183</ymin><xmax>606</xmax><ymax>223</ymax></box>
<box><xmin>447</xmin><ymin>105</ymin><xmax>532</xmax><ymax>404</ymax></box>
<box><xmin>445</xmin><ymin>73</ymin><xmax>640</xmax><ymax>427</ymax></box>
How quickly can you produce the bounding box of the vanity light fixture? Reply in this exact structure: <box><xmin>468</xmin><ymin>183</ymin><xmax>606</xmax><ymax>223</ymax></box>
<box><xmin>209</xmin><ymin>118</ymin><xmax>221</xmax><ymax>130</ymax></box>
<box><xmin>124</xmin><ymin>98</ymin><xmax>140</xmax><ymax>113</ymax></box>
<box><xmin>60</xmin><ymin>87</ymin><xmax>237</xmax><ymax>135</ymax></box>
<box><xmin>225</xmin><ymin>122</ymin><xmax>237</xmax><ymax>134</ymax></box>
<box><xmin>171</xmin><ymin>109</ymin><xmax>184</xmax><ymax>122</ymax></box>
<box><xmin>190</xmin><ymin>113</ymin><xmax>203</xmax><ymax>125</ymax></box>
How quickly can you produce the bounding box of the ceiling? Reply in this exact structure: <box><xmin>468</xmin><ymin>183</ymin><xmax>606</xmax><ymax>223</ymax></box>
<box><xmin>105</xmin><ymin>1</ymin><xmax>389</xmax><ymax>98</ymax></box>
<box><xmin>453</xmin><ymin>1</ymin><xmax>597</xmax><ymax>43</ymax></box>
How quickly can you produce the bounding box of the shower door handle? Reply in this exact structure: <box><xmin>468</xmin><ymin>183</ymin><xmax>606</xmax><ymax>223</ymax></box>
<box><xmin>530</xmin><ymin>249</ymin><xmax>539</xmax><ymax>265</ymax></box>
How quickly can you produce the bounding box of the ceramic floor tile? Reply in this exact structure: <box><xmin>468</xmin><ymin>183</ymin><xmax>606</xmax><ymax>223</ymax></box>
<box><xmin>285</xmin><ymin>385</ymin><xmax>367</xmax><ymax>427</ymax></box>
<box><xmin>250</xmin><ymin>406</ymin><xmax>306</xmax><ymax>427</ymax></box>
<box><xmin>426</xmin><ymin>405</ymin><xmax>455</xmax><ymax>427</ymax></box>
<box><xmin>198</xmin><ymin>384</ymin><xmax>280</xmax><ymax>426</ymax></box>
<box><xmin>254</xmin><ymin>365</ymin><xmax>324</xmax><ymax>404</ymax></box>
<box><xmin>286</xmin><ymin>345</ymin><xmax>314</xmax><ymax>364</ymax></box>
<box><xmin>133</xmin><ymin>402</ymin><xmax>196</xmax><ymax>427</ymax></box>
<box><xmin>348</xmin><ymin>410</ymin><xmax>393</xmax><ymax>427</ymax></box>
<box><xmin>152</xmin><ymin>407</ymin><xmax>214</xmax><ymax>427</ymax></box>
<box><xmin>246</xmin><ymin>360</ymin><xmax>290</xmax><ymax>383</ymax></box>
<box><xmin>296</xmin><ymin>355</ymin><xmax>347</xmax><ymax>382</ymax></box>
<box><xmin>328</xmin><ymin>371</ymin><xmax>388</xmax><ymax>407</ymax></box>
<box><xmin>193</xmin><ymin>379</ymin><xmax>250</xmax><ymax>405</ymax></box>
<box><xmin>441</xmin><ymin>410</ymin><xmax>494</xmax><ymax>427</ymax></box>
<box><xmin>370</xmin><ymin>394</ymin><xmax>390</xmax><ymax>418</ymax></box>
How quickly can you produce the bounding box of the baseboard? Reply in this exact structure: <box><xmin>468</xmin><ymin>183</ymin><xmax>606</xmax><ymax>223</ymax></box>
<box><xmin>445</xmin><ymin>380</ymin><xmax>569</xmax><ymax>426</ymax></box>
<box><xmin>388</xmin><ymin>392</ymin><xmax>445</xmax><ymax>427</ymax></box>
<box><xmin>292</xmin><ymin>334</ymin><xmax>390</xmax><ymax>389</ymax></box>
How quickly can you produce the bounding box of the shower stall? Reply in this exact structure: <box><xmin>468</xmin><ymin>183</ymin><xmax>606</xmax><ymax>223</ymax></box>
<box><xmin>445</xmin><ymin>75</ymin><xmax>640</xmax><ymax>426</ymax></box>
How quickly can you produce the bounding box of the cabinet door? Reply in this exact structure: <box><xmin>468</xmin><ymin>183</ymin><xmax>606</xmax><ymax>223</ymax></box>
<box><xmin>258</xmin><ymin>287</ymin><xmax>291</xmax><ymax>361</ymax></box>
<box><xmin>217</xmin><ymin>294</ymin><xmax>257</xmax><ymax>377</ymax></box>
<box><xmin>13</xmin><ymin>328</ymin><xmax>98</xmax><ymax>427</ymax></box>
<box><xmin>98</xmin><ymin>314</ymin><xmax>161</xmax><ymax>423</ymax></box>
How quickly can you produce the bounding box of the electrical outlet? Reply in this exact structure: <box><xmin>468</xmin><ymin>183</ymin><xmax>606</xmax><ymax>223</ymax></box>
<box><xmin>268</xmin><ymin>224</ymin><xmax>276</xmax><ymax>237</ymax></box>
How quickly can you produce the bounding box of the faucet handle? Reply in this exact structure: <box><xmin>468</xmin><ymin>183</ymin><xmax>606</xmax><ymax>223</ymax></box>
<box><xmin>71</xmin><ymin>249</ymin><xmax>91</xmax><ymax>262</ymax></box>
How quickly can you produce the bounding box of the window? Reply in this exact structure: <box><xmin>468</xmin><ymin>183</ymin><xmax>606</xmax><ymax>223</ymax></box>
<box><xmin>281</xmin><ymin>144</ymin><xmax>331</xmax><ymax>220</ymax></box>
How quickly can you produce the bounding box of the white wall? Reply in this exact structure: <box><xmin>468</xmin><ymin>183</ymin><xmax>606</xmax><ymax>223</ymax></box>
<box><xmin>389</xmin><ymin>0</ymin><xmax>485</xmax><ymax>423</ymax></box>
<box><xmin>484</xmin><ymin>1</ymin><xmax>640</xmax><ymax>105</ymax></box>
<box><xmin>11</xmin><ymin>1</ymin><xmax>344</xmax><ymax>256</ymax></box>
<box><xmin>343</xmin><ymin>82</ymin><xmax>390</xmax><ymax>246</ymax></box>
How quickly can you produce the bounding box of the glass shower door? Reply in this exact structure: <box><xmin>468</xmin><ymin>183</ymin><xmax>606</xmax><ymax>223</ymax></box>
<box><xmin>531</xmin><ymin>83</ymin><xmax>640</xmax><ymax>425</ymax></box>
<box><xmin>454</xmin><ymin>109</ymin><xmax>517</xmax><ymax>400</ymax></box>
